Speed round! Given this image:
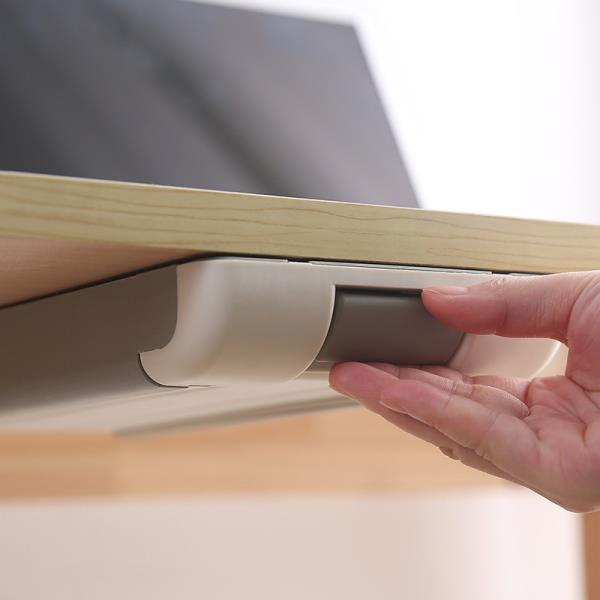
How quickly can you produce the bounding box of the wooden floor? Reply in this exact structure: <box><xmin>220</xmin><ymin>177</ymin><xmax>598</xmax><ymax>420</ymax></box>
<box><xmin>0</xmin><ymin>408</ymin><xmax>506</xmax><ymax>499</ymax></box>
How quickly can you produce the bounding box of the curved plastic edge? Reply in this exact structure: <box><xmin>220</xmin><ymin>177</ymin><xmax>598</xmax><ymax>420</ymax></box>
<box><xmin>141</xmin><ymin>258</ymin><xmax>562</xmax><ymax>386</ymax></box>
<box><xmin>449</xmin><ymin>334</ymin><xmax>562</xmax><ymax>379</ymax></box>
<box><xmin>140</xmin><ymin>259</ymin><xmax>336</xmax><ymax>385</ymax></box>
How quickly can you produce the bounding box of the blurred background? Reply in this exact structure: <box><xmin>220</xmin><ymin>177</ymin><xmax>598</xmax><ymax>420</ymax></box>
<box><xmin>1</xmin><ymin>0</ymin><xmax>600</xmax><ymax>598</ymax></box>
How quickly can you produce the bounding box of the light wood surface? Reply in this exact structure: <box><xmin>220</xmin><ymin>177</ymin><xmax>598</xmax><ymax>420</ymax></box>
<box><xmin>0</xmin><ymin>408</ymin><xmax>505</xmax><ymax>499</ymax></box>
<box><xmin>0</xmin><ymin>236</ymin><xmax>190</xmax><ymax>306</ymax></box>
<box><xmin>3</xmin><ymin>171</ymin><xmax>600</xmax><ymax>306</ymax></box>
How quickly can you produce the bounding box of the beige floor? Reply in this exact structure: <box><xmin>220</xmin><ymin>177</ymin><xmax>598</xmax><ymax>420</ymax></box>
<box><xmin>0</xmin><ymin>488</ymin><xmax>583</xmax><ymax>600</ymax></box>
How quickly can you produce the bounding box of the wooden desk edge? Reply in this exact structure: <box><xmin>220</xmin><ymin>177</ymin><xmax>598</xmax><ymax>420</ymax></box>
<box><xmin>2</xmin><ymin>171</ymin><xmax>600</xmax><ymax>275</ymax></box>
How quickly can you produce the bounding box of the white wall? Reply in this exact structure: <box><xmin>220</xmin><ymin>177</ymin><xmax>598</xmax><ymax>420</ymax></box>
<box><xmin>200</xmin><ymin>0</ymin><xmax>600</xmax><ymax>224</ymax></box>
<box><xmin>0</xmin><ymin>488</ymin><xmax>584</xmax><ymax>600</ymax></box>
<box><xmin>361</xmin><ymin>0</ymin><xmax>600</xmax><ymax>223</ymax></box>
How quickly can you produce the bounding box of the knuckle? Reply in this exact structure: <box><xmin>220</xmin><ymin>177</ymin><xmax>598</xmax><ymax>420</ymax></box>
<box><xmin>482</xmin><ymin>276</ymin><xmax>510</xmax><ymax>294</ymax></box>
<box><xmin>439</xmin><ymin>446</ymin><xmax>459</xmax><ymax>461</ymax></box>
<box><xmin>448</xmin><ymin>379</ymin><xmax>461</xmax><ymax>398</ymax></box>
<box><xmin>474</xmin><ymin>412</ymin><xmax>501</xmax><ymax>460</ymax></box>
<box><xmin>461</xmin><ymin>373</ymin><xmax>475</xmax><ymax>386</ymax></box>
<box><xmin>458</xmin><ymin>380</ymin><xmax>475</xmax><ymax>400</ymax></box>
<box><xmin>448</xmin><ymin>378</ymin><xmax>473</xmax><ymax>401</ymax></box>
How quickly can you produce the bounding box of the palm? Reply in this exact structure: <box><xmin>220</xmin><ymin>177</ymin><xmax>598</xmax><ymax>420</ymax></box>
<box><xmin>514</xmin><ymin>281</ymin><xmax>600</xmax><ymax>506</ymax></box>
<box><xmin>518</xmin><ymin>375</ymin><xmax>600</xmax><ymax>506</ymax></box>
<box><xmin>330</xmin><ymin>361</ymin><xmax>600</xmax><ymax>512</ymax></box>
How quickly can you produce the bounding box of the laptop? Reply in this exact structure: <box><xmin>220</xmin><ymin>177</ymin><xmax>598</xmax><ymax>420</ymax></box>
<box><xmin>0</xmin><ymin>0</ymin><xmax>417</xmax><ymax>207</ymax></box>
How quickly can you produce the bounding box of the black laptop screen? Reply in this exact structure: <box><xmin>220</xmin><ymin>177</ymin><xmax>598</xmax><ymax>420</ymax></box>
<box><xmin>0</xmin><ymin>0</ymin><xmax>417</xmax><ymax>206</ymax></box>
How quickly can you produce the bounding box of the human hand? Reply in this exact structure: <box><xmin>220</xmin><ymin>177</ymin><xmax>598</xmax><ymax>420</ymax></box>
<box><xmin>329</xmin><ymin>271</ymin><xmax>600</xmax><ymax>512</ymax></box>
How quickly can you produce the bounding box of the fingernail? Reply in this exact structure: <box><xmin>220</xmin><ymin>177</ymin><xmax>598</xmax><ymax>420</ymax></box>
<box><xmin>424</xmin><ymin>286</ymin><xmax>469</xmax><ymax>296</ymax></box>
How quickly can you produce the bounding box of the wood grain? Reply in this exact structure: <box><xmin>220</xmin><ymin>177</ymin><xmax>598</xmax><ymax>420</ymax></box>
<box><xmin>3</xmin><ymin>171</ymin><xmax>600</xmax><ymax>306</ymax></box>
<box><xmin>0</xmin><ymin>236</ymin><xmax>190</xmax><ymax>306</ymax></box>
<box><xmin>0</xmin><ymin>409</ymin><xmax>506</xmax><ymax>499</ymax></box>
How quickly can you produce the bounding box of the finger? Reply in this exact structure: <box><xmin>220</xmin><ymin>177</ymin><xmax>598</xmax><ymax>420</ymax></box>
<box><xmin>378</xmin><ymin>377</ymin><xmax>541</xmax><ymax>485</ymax></box>
<box><xmin>368</xmin><ymin>363</ymin><xmax>531</xmax><ymax>405</ymax></box>
<box><xmin>440</xmin><ymin>445</ymin><xmax>523</xmax><ymax>485</ymax></box>
<box><xmin>363</xmin><ymin>363</ymin><xmax>529</xmax><ymax>418</ymax></box>
<box><xmin>423</xmin><ymin>367</ymin><xmax>532</xmax><ymax>406</ymax></box>
<box><xmin>329</xmin><ymin>362</ymin><xmax>458</xmax><ymax>448</ymax></box>
<box><xmin>421</xmin><ymin>271</ymin><xmax>594</xmax><ymax>342</ymax></box>
<box><xmin>470</xmin><ymin>375</ymin><xmax>531</xmax><ymax>404</ymax></box>
<box><xmin>414</xmin><ymin>365</ymin><xmax>466</xmax><ymax>382</ymax></box>
<box><xmin>331</xmin><ymin>363</ymin><xmax>528</xmax><ymax>486</ymax></box>
<box><xmin>370</xmin><ymin>363</ymin><xmax>464</xmax><ymax>382</ymax></box>
<box><xmin>411</xmin><ymin>365</ymin><xmax>531</xmax><ymax>402</ymax></box>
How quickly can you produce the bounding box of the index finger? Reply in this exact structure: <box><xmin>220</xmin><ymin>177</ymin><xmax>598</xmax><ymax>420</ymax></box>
<box><xmin>422</xmin><ymin>271</ymin><xmax>594</xmax><ymax>342</ymax></box>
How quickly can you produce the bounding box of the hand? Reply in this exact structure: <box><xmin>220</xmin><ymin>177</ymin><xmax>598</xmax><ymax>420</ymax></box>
<box><xmin>329</xmin><ymin>271</ymin><xmax>600</xmax><ymax>512</ymax></box>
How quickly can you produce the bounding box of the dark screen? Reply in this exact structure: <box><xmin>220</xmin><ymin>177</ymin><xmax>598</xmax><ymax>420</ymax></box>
<box><xmin>0</xmin><ymin>0</ymin><xmax>417</xmax><ymax>206</ymax></box>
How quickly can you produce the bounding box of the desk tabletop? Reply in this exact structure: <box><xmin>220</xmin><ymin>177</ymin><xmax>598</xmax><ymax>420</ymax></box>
<box><xmin>2</xmin><ymin>171</ymin><xmax>600</xmax><ymax>307</ymax></box>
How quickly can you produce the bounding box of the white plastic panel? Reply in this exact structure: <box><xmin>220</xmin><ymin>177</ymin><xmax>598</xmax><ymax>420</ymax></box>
<box><xmin>141</xmin><ymin>258</ymin><xmax>561</xmax><ymax>386</ymax></box>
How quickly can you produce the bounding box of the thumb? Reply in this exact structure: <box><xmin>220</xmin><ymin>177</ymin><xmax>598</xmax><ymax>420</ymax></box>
<box><xmin>421</xmin><ymin>271</ymin><xmax>595</xmax><ymax>342</ymax></box>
